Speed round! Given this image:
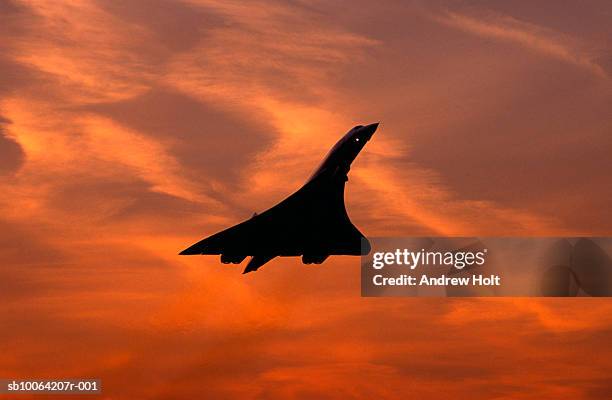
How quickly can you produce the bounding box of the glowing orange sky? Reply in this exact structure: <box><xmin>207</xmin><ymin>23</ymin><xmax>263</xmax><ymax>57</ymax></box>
<box><xmin>1</xmin><ymin>1</ymin><xmax>611</xmax><ymax>399</ymax></box>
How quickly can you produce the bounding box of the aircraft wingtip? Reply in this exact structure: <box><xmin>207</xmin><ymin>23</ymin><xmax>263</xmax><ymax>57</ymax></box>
<box><xmin>179</xmin><ymin>246</ymin><xmax>199</xmax><ymax>255</ymax></box>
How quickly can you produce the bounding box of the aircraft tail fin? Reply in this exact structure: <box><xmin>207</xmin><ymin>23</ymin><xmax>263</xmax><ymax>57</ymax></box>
<box><xmin>243</xmin><ymin>255</ymin><xmax>276</xmax><ymax>273</ymax></box>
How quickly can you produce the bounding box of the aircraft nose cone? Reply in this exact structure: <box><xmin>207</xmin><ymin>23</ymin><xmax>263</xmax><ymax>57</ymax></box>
<box><xmin>363</xmin><ymin>122</ymin><xmax>379</xmax><ymax>139</ymax></box>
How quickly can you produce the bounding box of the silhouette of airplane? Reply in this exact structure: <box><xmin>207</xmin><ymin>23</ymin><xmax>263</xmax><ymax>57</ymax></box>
<box><xmin>180</xmin><ymin>123</ymin><xmax>379</xmax><ymax>273</ymax></box>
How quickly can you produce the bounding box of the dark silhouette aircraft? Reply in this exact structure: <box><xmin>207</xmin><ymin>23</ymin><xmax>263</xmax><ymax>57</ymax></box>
<box><xmin>180</xmin><ymin>123</ymin><xmax>379</xmax><ymax>273</ymax></box>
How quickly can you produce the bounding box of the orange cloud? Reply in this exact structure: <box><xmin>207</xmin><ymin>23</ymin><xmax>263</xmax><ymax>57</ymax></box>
<box><xmin>433</xmin><ymin>10</ymin><xmax>609</xmax><ymax>79</ymax></box>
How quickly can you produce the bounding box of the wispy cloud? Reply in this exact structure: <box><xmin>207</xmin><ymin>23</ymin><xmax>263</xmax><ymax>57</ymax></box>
<box><xmin>433</xmin><ymin>10</ymin><xmax>608</xmax><ymax>79</ymax></box>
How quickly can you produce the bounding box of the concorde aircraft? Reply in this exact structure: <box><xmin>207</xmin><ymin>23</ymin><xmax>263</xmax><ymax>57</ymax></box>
<box><xmin>180</xmin><ymin>123</ymin><xmax>379</xmax><ymax>273</ymax></box>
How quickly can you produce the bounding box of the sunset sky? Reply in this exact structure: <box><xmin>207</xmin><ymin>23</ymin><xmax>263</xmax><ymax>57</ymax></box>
<box><xmin>1</xmin><ymin>0</ymin><xmax>612</xmax><ymax>398</ymax></box>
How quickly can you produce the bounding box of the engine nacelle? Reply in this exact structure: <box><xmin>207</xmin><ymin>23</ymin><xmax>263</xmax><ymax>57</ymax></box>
<box><xmin>221</xmin><ymin>254</ymin><xmax>247</xmax><ymax>264</ymax></box>
<box><xmin>302</xmin><ymin>254</ymin><xmax>329</xmax><ymax>264</ymax></box>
